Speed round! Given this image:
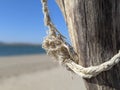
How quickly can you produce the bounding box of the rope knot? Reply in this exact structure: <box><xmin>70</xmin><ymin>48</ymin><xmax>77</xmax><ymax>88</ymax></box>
<box><xmin>41</xmin><ymin>0</ymin><xmax>120</xmax><ymax>79</ymax></box>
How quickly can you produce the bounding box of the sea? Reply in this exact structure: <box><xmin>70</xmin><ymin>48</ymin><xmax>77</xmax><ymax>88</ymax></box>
<box><xmin>0</xmin><ymin>44</ymin><xmax>46</xmax><ymax>56</ymax></box>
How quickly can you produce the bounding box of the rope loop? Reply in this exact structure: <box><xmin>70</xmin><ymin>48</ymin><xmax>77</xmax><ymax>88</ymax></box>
<box><xmin>41</xmin><ymin>0</ymin><xmax>120</xmax><ymax>79</ymax></box>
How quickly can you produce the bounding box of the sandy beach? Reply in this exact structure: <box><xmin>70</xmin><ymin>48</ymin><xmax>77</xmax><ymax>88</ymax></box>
<box><xmin>0</xmin><ymin>54</ymin><xmax>86</xmax><ymax>90</ymax></box>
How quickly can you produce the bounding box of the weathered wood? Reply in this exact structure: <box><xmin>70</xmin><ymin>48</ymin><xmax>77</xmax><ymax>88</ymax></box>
<box><xmin>56</xmin><ymin>0</ymin><xmax>120</xmax><ymax>90</ymax></box>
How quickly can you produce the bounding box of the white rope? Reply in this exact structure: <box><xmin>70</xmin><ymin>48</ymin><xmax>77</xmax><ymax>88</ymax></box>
<box><xmin>41</xmin><ymin>0</ymin><xmax>120</xmax><ymax>79</ymax></box>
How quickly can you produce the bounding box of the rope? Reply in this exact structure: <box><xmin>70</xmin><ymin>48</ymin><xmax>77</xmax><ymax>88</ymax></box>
<box><xmin>41</xmin><ymin>0</ymin><xmax>120</xmax><ymax>79</ymax></box>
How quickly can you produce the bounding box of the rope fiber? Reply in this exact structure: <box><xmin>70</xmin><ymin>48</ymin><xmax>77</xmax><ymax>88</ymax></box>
<box><xmin>41</xmin><ymin>0</ymin><xmax>120</xmax><ymax>79</ymax></box>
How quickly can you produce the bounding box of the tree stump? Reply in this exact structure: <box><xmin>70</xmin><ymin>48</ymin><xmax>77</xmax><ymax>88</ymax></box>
<box><xmin>56</xmin><ymin>0</ymin><xmax>120</xmax><ymax>90</ymax></box>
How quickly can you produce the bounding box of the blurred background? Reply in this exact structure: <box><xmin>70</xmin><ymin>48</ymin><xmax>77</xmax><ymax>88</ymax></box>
<box><xmin>0</xmin><ymin>0</ymin><xmax>85</xmax><ymax>90</ymax></box>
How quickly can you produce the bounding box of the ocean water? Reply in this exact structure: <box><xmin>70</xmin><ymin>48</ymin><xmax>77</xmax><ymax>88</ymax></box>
<box><xmin>0</xmin><ymin>45</ymin><xmax>46</xmax><ymax>56</ymax></box>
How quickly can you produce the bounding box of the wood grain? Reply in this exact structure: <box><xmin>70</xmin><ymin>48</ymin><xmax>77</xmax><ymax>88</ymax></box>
<box><xmin>56</xmin><ymin>0</ymin><xmax>120</xmax><ymax>90</ymax></box>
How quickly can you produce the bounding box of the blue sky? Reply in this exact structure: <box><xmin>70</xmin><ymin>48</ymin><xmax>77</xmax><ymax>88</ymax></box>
<box><xmin>0</xmin><ymin>0</ymin><xmax>70</xmax><ymax>44</ymax></box>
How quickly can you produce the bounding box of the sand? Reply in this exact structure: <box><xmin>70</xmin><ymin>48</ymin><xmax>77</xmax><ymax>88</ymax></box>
<box><xmin>0</xmin><ymin>54</ymin><xmax>86</xmax><ymax>90</ymax></box>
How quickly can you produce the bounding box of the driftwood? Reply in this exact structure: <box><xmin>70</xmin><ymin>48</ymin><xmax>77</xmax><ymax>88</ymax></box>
<box><xmin>56</xmin><ymin>0</ymin><xmax>120</xmax><ymax>90</ymax></box>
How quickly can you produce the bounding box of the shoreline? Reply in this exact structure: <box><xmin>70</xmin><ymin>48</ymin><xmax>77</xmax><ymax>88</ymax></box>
<box><xmin>0</xmin><ymin>53</ymin><xmax>45</xmax><ymax>58</ymax></box>
<box><xmin>0</xmin><ymin>54</ymin><xmax>58</xmax><ymax>79</ymax></box>
<box><xmin>0</xmin><ymin>53</ymin><xmax>46</xmax><ymax>57</ymax></box>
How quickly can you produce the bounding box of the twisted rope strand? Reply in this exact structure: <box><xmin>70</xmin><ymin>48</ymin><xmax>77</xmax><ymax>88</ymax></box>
<box><xmin>41</xmin><ymin>0</ymin><xmax>120</xmax><ymax>79</ymax></box>
<box><xmin>42</xmin><ymin>0</ymin><xmax>66</xmax><ymax>38</ymax></box>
